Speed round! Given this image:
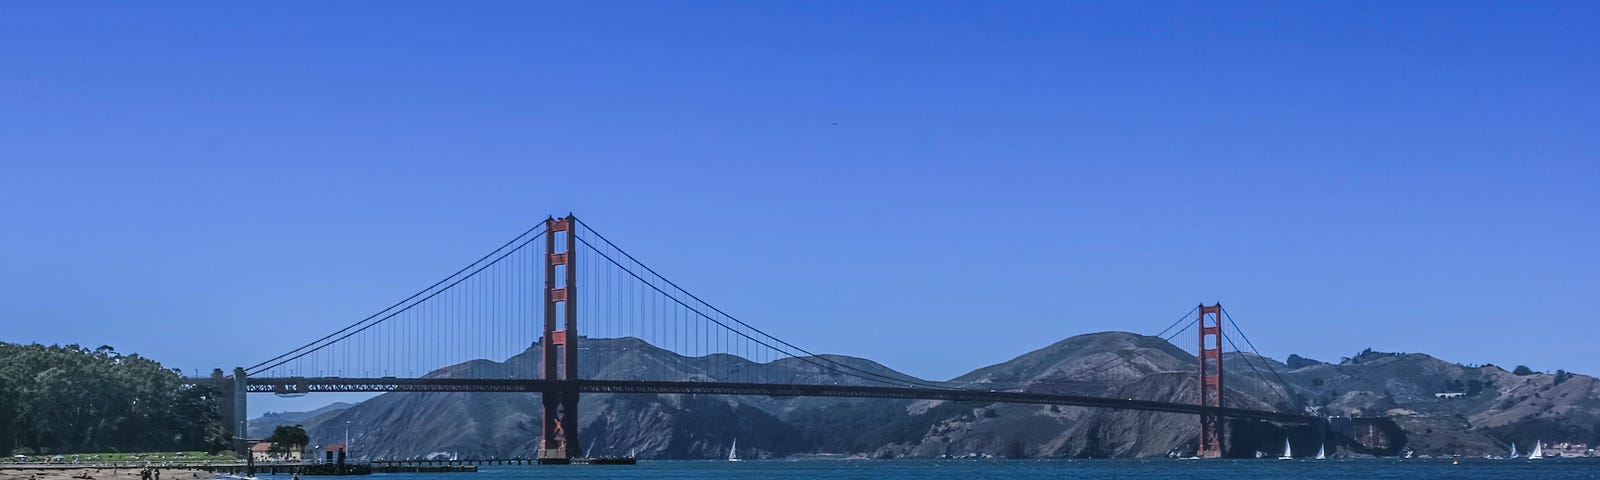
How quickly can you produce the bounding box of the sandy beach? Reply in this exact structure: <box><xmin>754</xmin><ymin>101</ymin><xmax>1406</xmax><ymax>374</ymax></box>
<box><xmin>0</xmin><ymin>468</ymin><xmax>215</xmax><ymax>480</ymax></box>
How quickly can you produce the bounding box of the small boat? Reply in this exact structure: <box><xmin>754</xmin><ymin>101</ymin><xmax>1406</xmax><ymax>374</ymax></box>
<box><xmin>1278</xmin><ymin>438</ymin><xmax>1293</xmax><ymax>460</ymax></box>
<box><xmin>1315</xmin><ymin>443</ymin><xmax>1326</xmax><ymax>460</ymax></box>
<box><xmin>1509</xmin><ymin>442</ymin><xmax>1519</xmax><ymax>459</ymax></box>
<box><xmin>1528</xmin><ymin>441</ymin><xmax>1543</xmax><ymax>460</ymax></box>
<box><xmin>728</xmin><ymin>438</ymin><xmax>741</xmax><ymax>462</ymax></box>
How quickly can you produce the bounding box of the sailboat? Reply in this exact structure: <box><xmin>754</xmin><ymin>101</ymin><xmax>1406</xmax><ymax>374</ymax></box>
<box><xmin>1315</xmin><ymin>443</ymin><xmax>1326</xmax><ymax>460</ymax></box>
<box><xmin>1528</xmin><ymin>441</ymin><xmax>1544</xmax><ymax>460</ymax></box>
<box><xmin>1278</xmin><ymin>438</ymin><xmax>1293</xmax><ymax>460</ymax></box>
<box><xmin>728</xmin><ymin>438</ymin><xmax>741</xmax><ymax>462</ymax></box>
<box><xmin>1509</xmin><ymin>442</ymin><xmax>1519</xmax><ymax>459</ymax></box>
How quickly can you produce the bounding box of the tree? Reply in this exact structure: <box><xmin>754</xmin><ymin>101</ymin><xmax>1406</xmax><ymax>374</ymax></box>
<box><xmin>267</xmin><ymin>425</ymin><xmax>310</xmax><ymax>454</ymax></box>
<box><xmin>1286</xmin><ymin>354</ymin><xmax>1320</xmax><ymax>370</ymax></box>
<box><xmin>0</xmin><ymin>341</ymin><xmax>223</xmax><ymax>454</ymax></box>
<box><xmin>1513</xmin><ymin>365</ymin><xmax>1535</xmax><ymax>376</ymax></box>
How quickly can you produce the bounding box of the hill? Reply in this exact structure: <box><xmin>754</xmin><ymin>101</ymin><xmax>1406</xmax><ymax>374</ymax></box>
<box><xmin>247</xmin><ymin>402</ymin><xmax>353</xmax><ymax>439</ymax></box>
<box><xmin>1274</xmin><ymin>349</ymin><xmax>1600</xmax><ymax>456</ymax></box>
<box><xmin>284</xmin><ymin>334</ymin><xmax>1599</xmax><ymax>459</ymax></box>
<box><xmin>291</xmin><ymin>337</ymin><xmax>924</xmax><ymax>459</ymax></box>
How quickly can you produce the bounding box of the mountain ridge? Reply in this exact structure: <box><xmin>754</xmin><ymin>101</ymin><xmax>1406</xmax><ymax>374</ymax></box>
<box><xmin>255</xmin><ymin>333</ymin><xmax>1600</xmax><ymax>459</ymax></box>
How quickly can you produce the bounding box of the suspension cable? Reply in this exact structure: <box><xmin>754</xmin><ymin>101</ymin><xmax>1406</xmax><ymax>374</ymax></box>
<box><xmin>1222</xmin><ymin>332</ymin><xmax>1295</xmax><ymax>409</ymax></box>
<box><xmin>245</xmin><ymin>223</ymin><xmax>548</xmax><ymax>373</ymax></box>
<box><xmin>1005</xmin><ymin>306</ymin><xmax>1200</xmax><ymax>391</ymax></box>
<box><xmin>250</xmin><ymin>229</ymin><xmax>547</xmax><ymax>376</ymax></box>
<box><xmin>572</xmin><ymin>234</ymin><xmax>941</xmax><ymax>389</ymax></box>
<box><xmin>572</xmin><ymin>217</ymin><xmax>952</xmax><ymax>389</ymax></box>
<box><xmin>1220</xmin><ymin>307</ymin><xmax>1299</xmax><ymax>409</ymax></box>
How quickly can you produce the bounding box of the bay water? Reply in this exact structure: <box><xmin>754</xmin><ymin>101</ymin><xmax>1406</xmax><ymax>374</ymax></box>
<box><xmin>256</xmin><ymin>458</ymin><xmax>1600</xmax><ymax>479</ymax></box>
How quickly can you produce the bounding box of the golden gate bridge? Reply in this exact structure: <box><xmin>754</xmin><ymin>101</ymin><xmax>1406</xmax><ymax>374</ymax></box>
<box><xmin>188</xmin><ymin>214</ymin><xmax>1393</xmax><ymax>462</ymax></box>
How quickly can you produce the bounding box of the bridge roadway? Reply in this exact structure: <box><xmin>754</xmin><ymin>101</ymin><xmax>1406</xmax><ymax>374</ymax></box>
<box><xmin>231</xmin><ymin>377</ymin><xmax>1314</xmax><ymax>424</ymax></box>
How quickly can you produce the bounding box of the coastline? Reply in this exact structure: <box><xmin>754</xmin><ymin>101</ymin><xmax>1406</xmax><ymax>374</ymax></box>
<box><xmin>0</xmin><ymin>466</ymin><xmax>216</xmax><ymax>480</ymax></box>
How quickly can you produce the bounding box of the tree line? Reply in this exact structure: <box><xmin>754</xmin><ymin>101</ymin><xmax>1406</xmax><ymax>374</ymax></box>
<box><xmin>0</xmin><ymin>342</ymin><xmax>225</xmax><ymax>455</ymax></box>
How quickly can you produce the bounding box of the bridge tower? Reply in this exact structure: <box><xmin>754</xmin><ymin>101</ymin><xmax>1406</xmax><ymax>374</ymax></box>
<box><xmin>210</xmin><ymin>367</ymin><xmax>249</xmax><ymax>453</ymax></box>
<box><xmin>537</xmin><ymin>215</ymin><xmax>581</xmax><ymax>463</ymax></box>
<box><xmin>1197</xmin><ymin>303</ymin><xmax>1225</xmax><ymax>458</ymax></box>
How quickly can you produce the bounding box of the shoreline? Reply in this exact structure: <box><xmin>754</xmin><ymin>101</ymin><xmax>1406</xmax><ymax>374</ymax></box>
<box><xmin>0</xmin><ymin>467</ymin><xmax>216</xmax><ymax>480</ymax></box>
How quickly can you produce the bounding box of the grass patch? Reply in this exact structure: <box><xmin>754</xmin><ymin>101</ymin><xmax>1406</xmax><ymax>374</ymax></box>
<box><xmin>9</xmin><ymin>452</ymin><xmax>235</xmax><ymax>464</ymax></box>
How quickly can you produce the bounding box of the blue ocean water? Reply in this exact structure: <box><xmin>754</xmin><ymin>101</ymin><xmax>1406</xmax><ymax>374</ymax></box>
<box><xmin>259</xmin><ymin>458</ymin><xmax>1600</xmax><ymax>480</ymax></box>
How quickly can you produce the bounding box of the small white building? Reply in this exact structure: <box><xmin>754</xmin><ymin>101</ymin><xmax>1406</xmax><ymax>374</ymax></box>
<box><xmin>250</xmin><ymin>442</ymin><xmax>304</xmax><ymax>462</ymax></box>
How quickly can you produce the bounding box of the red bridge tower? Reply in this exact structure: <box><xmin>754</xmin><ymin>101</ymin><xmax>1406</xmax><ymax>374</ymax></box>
<box><xmin>1197</xmin><ymin>303</ymin><xmax>1225</xmax><ymax>458</ymax></box>
<box><xmin>538</xmin><ymin>215</ymin><xmax>581</xmax><ymax>463</ymax></box>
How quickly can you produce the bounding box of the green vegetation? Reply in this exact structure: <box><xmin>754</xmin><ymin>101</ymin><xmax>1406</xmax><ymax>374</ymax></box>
<box><xmin>266</xmin><ymin>425</ymin><xmax>309</xmax><ymax>453</ymax></box>
<box><xmin>0</xmin><ymin>342</ymin><xmax>225</xmax><ymax>455</ymax></box>
<box><xmin>9</xmin><ymin>451</ymin><xmax>236</xmax><ymax>463</ymax></box>
<box><xmin>1285</xmin><ymin>354</ymin><xmax>1321</xmax><ymax>370</ymax></box>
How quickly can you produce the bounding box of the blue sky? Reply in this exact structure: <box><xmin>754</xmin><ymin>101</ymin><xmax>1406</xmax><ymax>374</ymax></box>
<box><xmin>2</xmin><ymin>2</ymin><xmax>1596</xmax><ymax>415</ymax></box>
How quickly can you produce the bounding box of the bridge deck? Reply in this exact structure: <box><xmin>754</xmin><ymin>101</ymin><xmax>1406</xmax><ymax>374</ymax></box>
<box><xmin>218</xmin><ymin>377</ymin><xmax>1313</xmax><ymax>424</ymax></box>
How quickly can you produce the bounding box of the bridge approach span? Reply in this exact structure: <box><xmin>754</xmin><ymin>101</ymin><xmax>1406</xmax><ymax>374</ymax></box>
<box><xmin>237</xmin><ymin>376</ymin><xmax>1315</xmax><ymax>424</ymax></box>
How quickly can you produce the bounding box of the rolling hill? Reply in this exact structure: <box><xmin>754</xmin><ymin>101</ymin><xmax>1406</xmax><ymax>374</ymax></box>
<box><xmin>257</xmin><ymin>333</ymin><xmax>1600</xmax><ymax>459</ymax></box>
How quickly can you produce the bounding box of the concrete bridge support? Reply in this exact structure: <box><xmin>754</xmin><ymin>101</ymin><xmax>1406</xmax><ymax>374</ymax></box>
<box><xmin>233</xmin><ymin>367</ymin><xmax>248</xmax><ymax>449</ymax></box>
<box><xmin>212</xmin><ymin>367</ymin><xmax>249</xmax><ymax>452</ymax></box>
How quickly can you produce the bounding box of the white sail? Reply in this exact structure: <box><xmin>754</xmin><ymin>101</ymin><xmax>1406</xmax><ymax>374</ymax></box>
<box><xmin>1278</xmin><ymin>438</ymin><xmax>1293</xmax><ymax>460</ymax></box>
<box><xmin>728</xmin><ymin>438</ymin><xmax>741</xmax><ymax>462</ymax></box>
<box><xmin>1528</xmin><ymin>441</ymin><xmax>1543</xmax><ymax>460</ymax></box>
<box><xmin>1315</xmin><ymin>444</ymin><xmax>1326</xmax><ymax>460</ymax></box>
<box><xmin>1510</xmin><ymin>442</ymin><xmax>1518</xmax><ymax>459</ymax></box>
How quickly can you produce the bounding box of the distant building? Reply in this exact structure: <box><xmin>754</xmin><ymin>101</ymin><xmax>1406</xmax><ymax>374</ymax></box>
<box><xmin>251</xmin><ymin>442</ymin><xmax>303</xmax><ymax>462</ymax></box>
<box><xmin>1550</xmin><ymin>443</ymin><xmax>1591</xmax><ymax>458</ymax></box>
<box><xmin>250</xmin><ymin>443</ymin><xmax>272</xmax><ymax>462</ymax></box>
<box><xmin>321</xmin><ymin>443</ymin><xmax>347</xmax><ymax>464</ymax></box>
<box><xmin>1434</xmin><ymin>392</ymin><xmax>1465</xmax><ymax>399</ymax></box>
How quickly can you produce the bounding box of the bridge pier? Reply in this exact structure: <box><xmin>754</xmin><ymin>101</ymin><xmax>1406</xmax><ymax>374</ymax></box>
<box><xmin>212</xmin><ymin>367</ymin><xmax>250</xmax><ymax>453</ymax></box>
<box><xmin>211</xmin><ymin>369</ymin><xmax>231</xmax><ymax>447</ymax></box>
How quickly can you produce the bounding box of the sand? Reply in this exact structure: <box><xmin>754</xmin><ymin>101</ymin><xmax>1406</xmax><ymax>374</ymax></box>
<box><xmin>0</xmin><ymin>468</ymin><xmax>215</xmax><ymax>480</ymax></box>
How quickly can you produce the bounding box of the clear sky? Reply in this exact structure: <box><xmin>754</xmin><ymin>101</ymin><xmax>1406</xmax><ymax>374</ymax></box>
<box><xmin>2</xmin><ymin>2</ymin><xmax>1596</xmax><ymax>416</ymax></box>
